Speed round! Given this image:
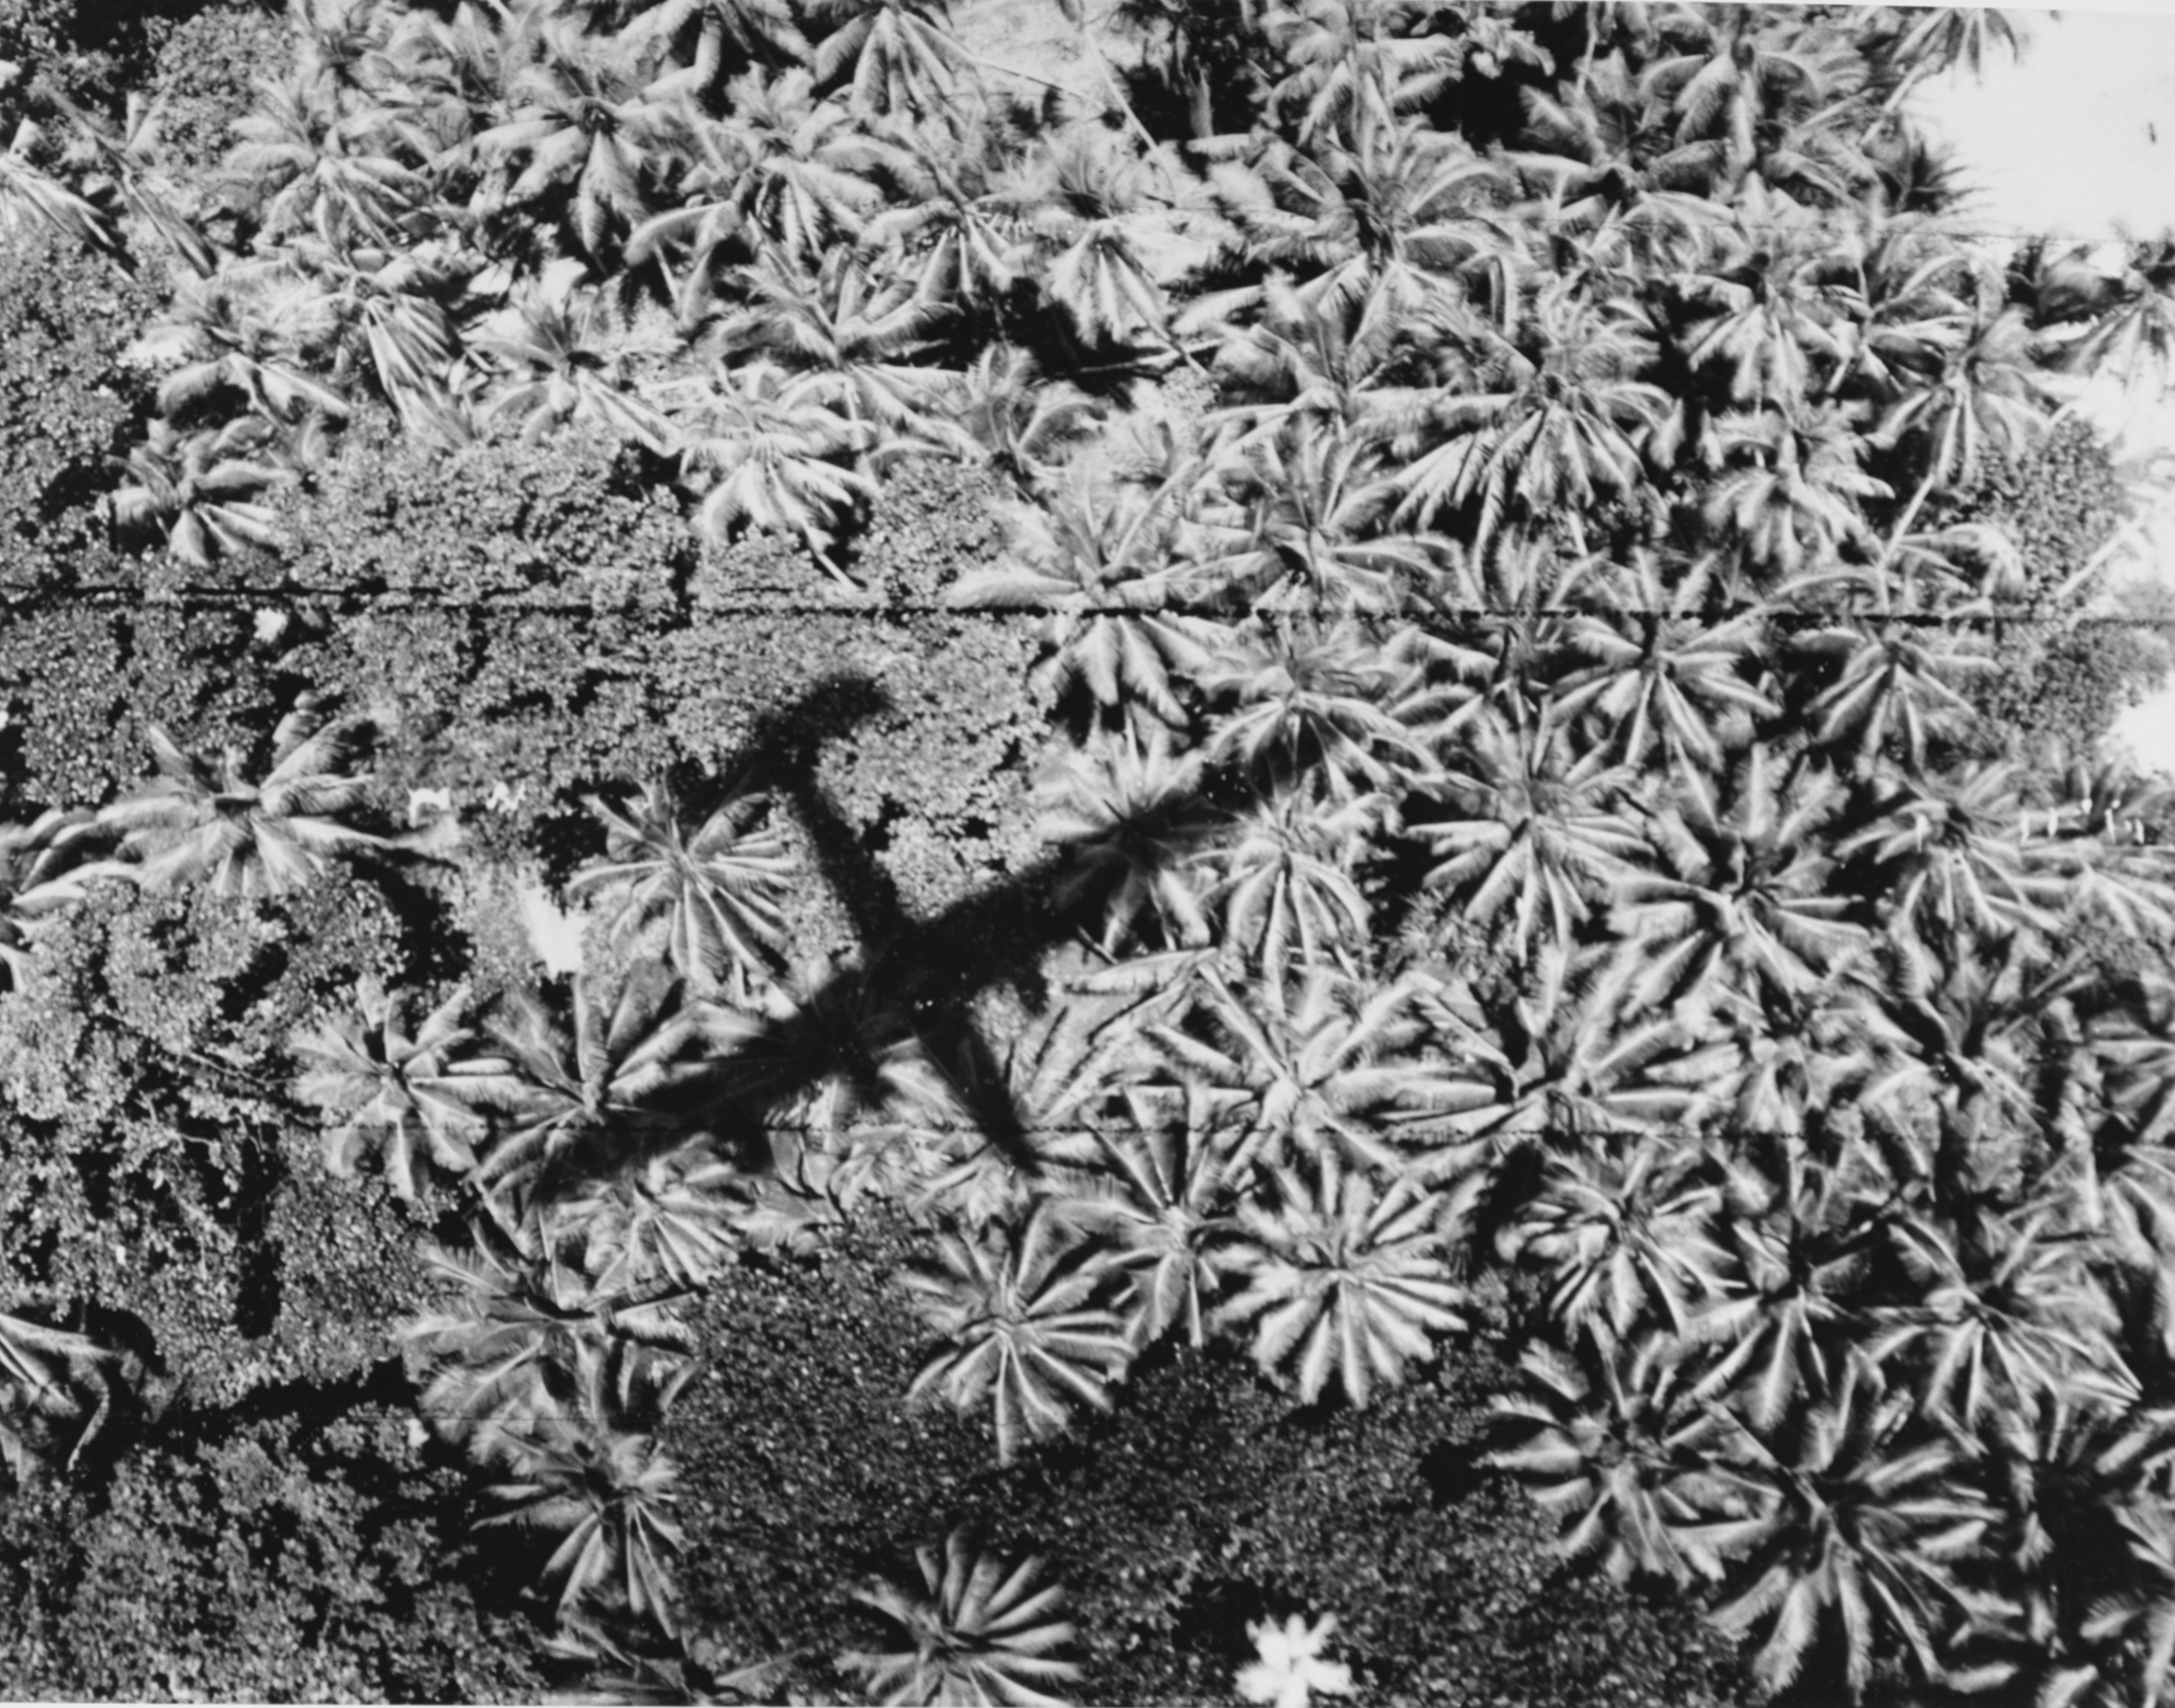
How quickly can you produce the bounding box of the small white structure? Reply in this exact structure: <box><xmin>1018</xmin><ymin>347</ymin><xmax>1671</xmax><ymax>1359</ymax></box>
<box><xmin>1236</xmin><ymin>1613</ymin><xmax>1355</xmax><ymax>1708</ymax></box>
<box><xmin>513</xmin><ymin>866</ymin><xmax>586</xmax><ymax>975</ymax></box>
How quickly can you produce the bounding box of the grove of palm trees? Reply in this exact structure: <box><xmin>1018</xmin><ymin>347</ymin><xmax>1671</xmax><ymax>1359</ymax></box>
<box><xmin>4</xmin><ymin>0</ymin><xmax>2175</xmax><ymax>1701</ymax></box>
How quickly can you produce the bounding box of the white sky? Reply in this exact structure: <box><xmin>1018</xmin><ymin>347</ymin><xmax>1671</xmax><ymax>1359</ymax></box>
<box><xmin>1909</xmin><ymin>6</ymin><xmax>2175</xmax><ymax>771</ymax></box>
<box><xmin>1915</xmin><ymin>8</ymin><xmax>2175</xmax><ymax>241</ymax></box>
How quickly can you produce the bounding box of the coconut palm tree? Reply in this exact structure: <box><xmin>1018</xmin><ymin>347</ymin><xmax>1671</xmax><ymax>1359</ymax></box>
<box><xmin>2080</xmin><ymin>974</ymin><xmax>2175</xmax><ymax>1171</ymax></box>
<box><xmin>1388</xmin><ymin>280</ymin><xmax>1667</xmax><ymax>556</ymax></box>
<box><xmin>1638</xmin><ymin>5</ymin><xmax>1850</xmax><ymax>196</ymax></box>
<box><xmin>1003</xmin><ymin>122</ymin><xmax>1178</xmax><ymax>357</ymax></box>
<box><xmin>1550</xmin><ymin>547</ymin><xmax>1779</xmax><ymax>782</ymax></box>
<box><xmin>711</xmin><ymin>244</ymin><xmax>964</xmax><ymax>449</ymax></box>
<box><xmin>1704</xmin><ymin>1356</ymin><xmax>2007</xmax><ymax>1702</ymax></box>
<box><xmin>1703</xmin><ymin>401</ymin><xmax>1889</xmax><ymax>579</ymax></box>
<box><xmin>462</xmin><ymin>18</ymin><xmax>699</xmax><ymax>266</ymax></box>
<box><xmin>899</xmin><ymin>971</ymin><xmax>1150</xmax><ymax>1227</ymax></box>
<box><xmin>619</xmin><ymin>117</ymin><xmax>754</xmax><ymax>327</ymax></box>
<box><xmin>1420</xmin><ymin>938</ymin><xmax>1722</xmax><ymax>1172</ymax></box>
<box><xmin>1406</xmin><ymin>707</ymin><xmax>1648</xmax><ymax>967</ymax></box>
<box><xmin>705</xmin><ymin>950</ymin><xmax>949</xmax><ymax>1148</ymax></box>
<box><xmin>1704</xmin><ymin>975</ymin><xmax>1890</xmax><ymax>1143</ymax></box>
<box><xmin>291</xmin><ymin>976</ymin><xmax>494</xmax><ymax>1203</ymax></box>
<box><xmin>1812</xmin><ymin>219</ymin><xmax>1978</xmax><ymax>406</ymax></box>
<box><xmin>1669</xmin><ymin>223</ymin><xmax>1860</xmax><ymax>409</ymax></box>
<box><xmin>549</xmin><ymin>1132</ymin><xmax>748</xmax><ymax>1293</ymax></box>
<box><xmin>448</xmin><ymin>963</ymin><xmax>734</xmax><ymax>1233</ymax></box>
<box><xmin>1398</xmin><ymin>532</ymin><xmax>1572</xmax><ymax>742</ymax></box>
<box><xmin>666</xmin><ymin>67</ymin><xmax>905</xmax><ymax>275</ymax></box>
<box><xmin>1198</xmin><ymin>786</ymin><xmax>1379</xmax><ymax>976</ymax></box>
<box><xmin>902</xmin><ymin>1204</ymin><xmax>1132</xmax><ymax>1465</ymax></box>
<box><xmin>1869</xmin><ymin>289</ymin><xmax>2046</xmax><ymax>564</ymax></box>
<box><xmin>1215</xmin><ymin>116</ymin><xmax>1510</xmax><ymax>345</ymax></box>
<box><xmin>1745</xmin><ymin>89</ymin><xmax>1880</xmax><ymax>211</ymax></box>
<box><xmin>1835</xmin><ymin>759</ymin><xmax>2058</xmax><ymax>943</ymax></box>
<box><xmin>1860</xmin><ymin>928</ymin><xmax>2077</xmax><ymax>1155</ymax></box>
<box><xmin>286</xmin><ymin>0</ymin><xmax>406</xmax><ymax>104</ymax></box>
<box><xmin>151</xmin><ymin>279</ymin><xmax>352</xmax><ymax>429</ymax></box>
<box><xmin>1609</xmin><ymin>744</ymin><xmax>1868</xmax><ymax>1018</ymax></box>
<box><xmin>1500</xmin><ymin>1130</ymin><xmax>1729</xmax><ymax>1349</ymax></box>
<box><xmin>1047</xmin><ymin>1079</ymin><xmax>1248</xmax><ymax>1352</ymax></box>
<box><xmin>564</xmin><ymin>775</ymin><xmax>794</xmax><ymax>997</ymax></box>
<box><xmin>1203</xmin><ymin>617</ymin><xmax>1446</xmax><ymax>804</ymax></box>
<box><xmin>266</xmin><ymin>233</ymin><xmax>467</xmax><ymax>432</ymax></box>
<box><xmin>1506</xmin><ymin>54</ymin><xmax>1716</xmax><ymax>283</ymax></box>
<box><xmin>946</xmin><ymin>462</ymin><xmax>1231</xmax><ymax>730</ymax></box>
<box><xmin>807</xmin><ymin>0</ymin><xmax>971</xmax><ymax>120</ymax></box>
<box><xmin>860</xmin><ymin>102</ymin><xmax>1034</xmax><ymax>320</ymax></box>
<box><xmin>619</xmin><ymin>0</ymin><xmax>811</xmax><ymax>79</ymax></box>
<box><xmin>1035</xmin><ymin>730</ymin><xmax>1220</xmax><ymax>954</ymax></box>
<box><xmin>2009</xmin><ymin>759</ymin><xmax>2175</xmax><ymax>943</ymax></box>
<box><xmin>471</xmin><ymin>277</ymin><xmax>676</xmax><ymax>450</ymax></box>
<box><xmin>1693</xmin><ymin>1136</ymin><xmax>1895</xmax><ymax>1433</ymax></box>
<box><xmin>96</xmin><ymin>693</ymin><xmax>383</xmax><ymax>897</ymax></box>
<box><xmin>1148</xmin><ymin>964</ymin><xmax>1483</xmax><ymax>1181</ymax></box>
<box><xmin>371</xmin><ymin>0</ymin><xmax>523</xmax><ymax>162</ymax></box>
<box><xmin>1981</xmin><ymin>1390</ymin><xmax>2175</xmax><ymax>1703</ymax></box>
<box><xmin>2035</xmin><ymin>1079</ymin><xmax>2175</xmax><ymax>1269</ymax></box>
<box><xmin>943</xmin><ymin>344</ymin><xmax>1104</xmax><ymax>490</ymax></box>
<box><xmin>2041</xmin><ymin>237</ymin><xmax>2175</xmax><ymax>401</ymax></box>
<box><xmin>1488</xmin><ymin>1331</ymin><xmax>1754</xmax><ymax>1586</ymax></box>
<box><xmin>1215</xmin><ymin>1148</ymin><xmax>1467</xmax><ymax>1408</ymax></box>
<box><xmin>401</xmin><ymin>1225</ymin><xmax>696</xmax><ymax>1451</ymax></box>
<box><xmin>1788</xmin><ymin>612</ymin><xmax>1995</xmax><ymax>776</ymax></box>
<box><xmin>1868</xmin><ymin>1209</ymin><xmax>2132</xmax><ymax>1432</ymax></box>
<box><xmin>1201</xmin><ymin>268</ymin><xmax>1422</xmax><ymax>451</ymax></box>
<box><xmin>477</xmin><ymin>1337</ymin><xmax>690</xmax><ymax>1635</ymax></box>
<box><xmin>226</xmin><ymin>71</ymin><xmax>429</xmax><ymax>247</ymax></box>
<box><xmin>840</xmin><ymin>1527</ymin><xmax>1082</xmax><ymax>1707</ymax></box>
<box><xmin>658</xmin><ymin>357</ymin><xmax>878</xmax><ymax>572</ymax></box>
<box><xmin>110</xmin><ymin>416</ymin><xmax>292</xmax><ymax>569</ymax></box>
<box><xmin>0</xmin><ymin>809</ymin><xmax>120</xmax><ymax>992</ymax></box>
<box><xmin>1205</xmin><ymin>423</ymin><xmax>1438</xmax><ymax>615</ymax></box>
<box><xmin>1259</xmin><ymin>0</ymin><xmax>1460</xmax><ymax>150</ymax></box>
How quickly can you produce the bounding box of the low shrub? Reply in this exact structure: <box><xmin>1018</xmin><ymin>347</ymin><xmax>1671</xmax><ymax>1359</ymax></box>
<box><xmin>0</xmin><ymin>873</ymin><xmax>428</xmax><ymax>1402</ymax></box>
<box><xmin>0</xmin><ymin>1399</ymin><xmax>548</xmax><ymax>1702</ymax></box>
<box><xmin>0</xmin><ymin>222</ymin><xmax>161</xmax><ymax>575</ymax></box>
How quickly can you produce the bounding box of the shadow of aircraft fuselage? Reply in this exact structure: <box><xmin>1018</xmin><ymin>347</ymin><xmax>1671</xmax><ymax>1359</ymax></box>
<box><xmin>652</xmin><ymin>673</ymin><xmax>1240</xmax><ymax>1182</ymax></box>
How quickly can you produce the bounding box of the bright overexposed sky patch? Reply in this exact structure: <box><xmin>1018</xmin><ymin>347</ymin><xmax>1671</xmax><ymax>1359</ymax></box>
<box><xmin>1914</xmin><ymin>8</ymin><xmax>2175</xmax><ymax>242</ymax></box>
<box><xmin>1910</xmin><ymin>6</ymin><xmax>2175</xmax><ymax>773</ymax></box>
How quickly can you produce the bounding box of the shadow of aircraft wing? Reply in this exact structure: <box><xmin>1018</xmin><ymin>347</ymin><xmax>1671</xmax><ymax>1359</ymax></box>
<box><xmin>651</xmin><ymin>673</ymin><xmax>1243</xmax><ymax>1181</ymax></box>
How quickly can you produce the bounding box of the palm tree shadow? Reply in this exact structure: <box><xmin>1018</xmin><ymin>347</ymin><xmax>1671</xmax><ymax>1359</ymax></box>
<box><xmin>652</xmin><ymin>672</ymin><xmax>1233</xmax><ymax>1182</ymax></box>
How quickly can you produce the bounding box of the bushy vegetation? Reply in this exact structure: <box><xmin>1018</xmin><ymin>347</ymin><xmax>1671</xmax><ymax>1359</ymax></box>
<box><xmin>666</xmin><ymin>1213</ymin><xmax>1740</xmax><ymax>1705</ymax></box>
<box><xmin>4</xmin><ymin>0</ymin><xmax>2175</xmax><ymax>1704</ymax></box>
<box><xmin>0</xmin><ymin>1397</ymin><xmax>548</xmax><ymax>1701</ymax></box>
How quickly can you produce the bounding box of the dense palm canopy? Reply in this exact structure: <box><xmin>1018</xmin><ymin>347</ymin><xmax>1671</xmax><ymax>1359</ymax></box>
<box><xmin>564</xmin><ymin>775</ymin><xmax>795</xmax><ymax>994</ymax></box>
<box><xmin>15</xmin><ymin>1</ymin><xmax>2175</xmax><ymax>1702</ymax></box>
<box><xmin>291</xmin><ymin>975</ymin><xmax>493</xmax><ymax>1201</ymax></box>
<box><xmin>96</xmin><ymin>693</ymin><xmax>384</xmax><ymax>896</ymax></box>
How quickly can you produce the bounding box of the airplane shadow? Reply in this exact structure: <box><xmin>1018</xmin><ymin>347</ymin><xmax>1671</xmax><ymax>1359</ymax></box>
<box><xmin>623</xmin><ymin>672</ymin><xmax>1238</xmax><ymax>1186</ymax></box>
